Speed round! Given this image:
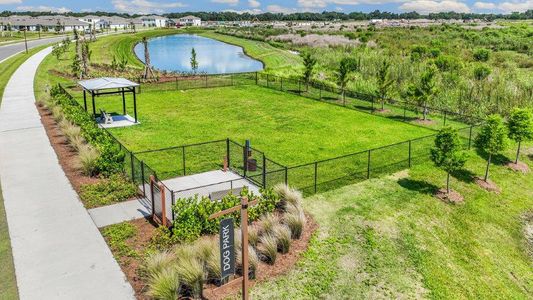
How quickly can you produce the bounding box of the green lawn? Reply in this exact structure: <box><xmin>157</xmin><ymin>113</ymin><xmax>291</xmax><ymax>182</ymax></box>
<box><xmin>0</xmin><ymin>44</ymin><xmax>48</xmax><ymax>300</ymax></box>
<box><xmin>85</xmin><ymin>84</ymin><xmax>436</xmax><ymax>179</ymax></box>
<box><xmin>251</xmin><ymin>145</ymin><xmax>533</xmax><ymax>299</ymax></box>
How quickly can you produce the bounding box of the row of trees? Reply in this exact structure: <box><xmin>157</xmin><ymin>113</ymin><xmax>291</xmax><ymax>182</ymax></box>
<box><xmin>431</xmin><ymin>108</ymin><xmax>533</xmax><ymax>195</ymax></box>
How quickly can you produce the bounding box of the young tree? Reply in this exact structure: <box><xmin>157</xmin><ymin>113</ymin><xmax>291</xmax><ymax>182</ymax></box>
<box><xmin>336</xmin><ymin>57</ymin><xmax>358</xmax><ymax>99</ymax></box>
<box><xmin>405</xmin><ymin>66</ymin><xmax>438</xmax><ymax>120</ymax></box>
<box><xmin>475</xmin><ymin>114</ymin><xmax>509</xmax><ymax>181</ymax></box>
<box><xmin>81</xmin><ymin>40</ymin><xmax>91</xmax><ymax>78</ymax></box>
<box><xmin>190</xmin><ymin>47</ymin><xmax>199</xmax><ymax>73</ymax></box>
<box><xmin>300</xmin><ymin>51</ymin><xmax>316</xmax><ymax>91</ymax></box>
<box><xmin>507</xmin><ymin>108</ymin><xmax>533</xmax><ymax>164</ymax></box>
<box><xmin>431</xmin><ymin>127</ymin><xmax>468</xmax><ymax>194</ymax></box>
<box><xmin>142</xmin><ymin>37</ymin><xmax>155</xmax><ymax>79</ymax></box>
<box><xmin>375</xmin><ymin>59</ymin><xmax>394</xmax><ymax>111</ymax></box>
<box><xmin>52</xmin><ymin>43</ymin><xmax>64</xmax><ymax>60</ymax></box>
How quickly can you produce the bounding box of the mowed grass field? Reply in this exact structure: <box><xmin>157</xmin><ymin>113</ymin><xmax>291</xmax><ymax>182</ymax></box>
<box><xmin>95</xmin><ymin>85</ymin><xmax>434</xmax><ymax>165</ymax></box>
<box><xmin>251</xmin><ymin>145</ymin><xmax>533</xmax><ymax>299</ymax></box>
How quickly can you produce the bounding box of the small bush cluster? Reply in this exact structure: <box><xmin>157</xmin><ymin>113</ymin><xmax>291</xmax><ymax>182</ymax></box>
<box><xmin>79</xmin><ymin>174</ymin><xmax>138</xmax><ymax>208</ymax></box>
<box><xmin>49</xmin><ymin>84</ymin><xmax>125</xmax><ymax>176</ymax></box>
<box><xmin>171</xmin><ymin>188</ymin><xmax>281</xmax><ymax>242</ymax></box>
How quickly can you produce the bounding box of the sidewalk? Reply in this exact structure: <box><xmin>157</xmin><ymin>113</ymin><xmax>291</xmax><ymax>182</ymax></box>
<box><xmin>0</xmin><ymin>48</ymin><xmax>135</xmax><ymax>299</ymax></box>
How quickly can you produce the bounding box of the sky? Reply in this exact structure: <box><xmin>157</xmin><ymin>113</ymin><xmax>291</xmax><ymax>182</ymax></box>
<box><xmin>0</xmin><ymin>0</ymin><xmax>531</xmax><ymax>15</ymax></box>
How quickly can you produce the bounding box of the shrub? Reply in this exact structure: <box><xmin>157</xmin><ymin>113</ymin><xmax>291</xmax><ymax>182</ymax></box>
<box><xmin>60</xmin><ymin>120</ymin><xmax>82</xmax><ymax>142</ymax></box>
<box><xmin>259</xmin><ymin>213</ymin><xmax>277</xmax><ymax>236</ymax></box>
<box><xmin>205</xmin><ymin>247</ymin><xmax>221</xmax><ymax>281</ymax></box>
<box><xmin>147</xmin><ymin>267</ymin><xmax>181</xmax><ymax>300</ymax></box>
<box><xmin>273</xmin><ymin>184</ymin><xmax>302</xmax><ymax>208</ymax></box>
<box><xmin>473</xmin><ymin>65</ymin><xmax>491</xmax><ymax>80</ymax></box>
<box><xmin>51</xmin><ymin>106</ymin><xmax>63</xmax><ymax>122</ymax></box>
<box><xmin>236</xmin><ymin>245</ymin><xmax>259</xmax><ymax>279</ymax></box>
<box><xmin>248</xmin><ymin>225</ymin><xmax>260</xmax><ymax>247</ymax></box>
<box><xmin>101</xmin><ymin>222</ymin><xmax>137</xmax><ymax>259</ymax></box>
<box><xmin>69</xmin><ymin>134</ymin><xmax>86</xmax><ymax>152</ymax></box>
<box><xmin>79</xmin><ymin>173</ymin><xmax>137</xmax><ymax>208</ymax></box>
<box><xmin>258</xmin><ymin>234</ymin><xmax>278</xmax><ymax>264</ymax></box>
<box><xmin>273</xmin><ymin>224</ymin><xmax>292</xmax><ymax>254</ymax></box>
<box><xmin>78</xmin><ymin>145</ymin><xmax>100</xmax><ymax>177</ymax></box>
<box><xmin>473</xmin><ymin>48</ymin><xmax>490</xmax><ymax>61</ymax></box>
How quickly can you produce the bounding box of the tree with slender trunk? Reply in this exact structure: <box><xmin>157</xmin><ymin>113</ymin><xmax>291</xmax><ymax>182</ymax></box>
<box><xmin>431</xmin><ymin>127</ymin><xmax>468</xmax><ymax>194</ymax></box>
<box><xmin>405</xmin><ymin>66</ymin><xmax>438</xmax><ymax>120</ymax></box>
<box><xmin>376</xmin><ymin>59</ymin><xmax>394</xmax><ymax>111</ymax></box>
<box><xmin>81</xmin><ymin>40</ymin><xmax>91</xmax><ymax>78</ymax></box>
<box><xmin>190</xmin><ymin>47</ymin><xmax>199</xmax><ymax>74</ymax></box>
<box><xmin>507</xmin><ymin>108</ymin><xmax>533</xmax><ymax>165</ymax></box>
<box><xmin>301</xmin><ymin>51</ymin><xmax>316</xmax><ymax>91</ymax></box>
<box><xmin>475</xmin><ymin>114</ymin><xmax>509</xmax><ymax>182</ymax></box>
<box><xmin>142</xmin><ymin>37</ymin><xmax>155</xmax><ymax>79</ymax></box>
<box><xmin>336</xmin><ymin>57</ymin><xmax>358</xmax><ymax>100</ymax></box>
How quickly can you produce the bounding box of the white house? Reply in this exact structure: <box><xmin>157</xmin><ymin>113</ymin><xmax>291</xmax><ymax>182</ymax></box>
<box><xmin>137</xmin><ymin>15</ymin><xmax>171</xmax><ymax>27</ymax></box>
<box><xmin>176</xmin><ymin>15</ymin><xmax>202</xmax><ymax>26</ymax></box>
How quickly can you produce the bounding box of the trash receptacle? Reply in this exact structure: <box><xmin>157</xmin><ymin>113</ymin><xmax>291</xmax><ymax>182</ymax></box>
<box><xmin>247</xmin><ymin>158</ymin><xmax>257</xmax><ymax>172</ymax></box>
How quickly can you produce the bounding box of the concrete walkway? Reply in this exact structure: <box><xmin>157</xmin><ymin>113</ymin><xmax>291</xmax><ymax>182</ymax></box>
<box><xmin>0</xmin><ymin>48</ymin><xmax>135</xmax><ymax>299</ymax></box>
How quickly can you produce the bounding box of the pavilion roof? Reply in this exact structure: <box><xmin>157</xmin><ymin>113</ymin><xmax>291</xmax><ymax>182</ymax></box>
<box><xmin>78</xmin><ymin>77</ymin><xmax>139</xmax><ymax>91</ymax></box>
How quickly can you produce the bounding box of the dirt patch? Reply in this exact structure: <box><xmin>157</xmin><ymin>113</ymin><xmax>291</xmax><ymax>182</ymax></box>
<box><xmin>507</xmin><ymin>161</ymin><xmax>530</xmax><ymax>173</ymax></box>
<box><xmin>434</xmin><ymin>188</ymin><xmax>464</xmax><ymax>204</ymax></box>
<box><xmin>203</xmin><ymin>214</ymin><xmax>318</xmax><ymax>300</ymax></box>
<box><xmin>374</xmin><ymin>108</ymin><xmax>391</xmax><ymax>114</ymax></box>
<box><xmin>37</xmin><ymin>103</ymin><xmax>100</xmax><ymax>192</ymax></box>
<box><xmin>474</xmin><ymin>177</ymin><xmax>501</xmax><ymax>193</ymax></box>
<box><xmin>413</xmin><ymin>118</ymin><xmax>436</xmax><ymax>126</ymax></box>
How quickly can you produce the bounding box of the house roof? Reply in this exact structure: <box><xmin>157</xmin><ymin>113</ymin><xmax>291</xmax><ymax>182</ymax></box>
<box><xmin>179</xmin><ymin>15</ymin><xmax>201</xmax><ymax>20</ymax></box>
<box><xmin>78</xmin><ymin>77</ymin><xmax>139</xmax><ymax>91</ymax></box>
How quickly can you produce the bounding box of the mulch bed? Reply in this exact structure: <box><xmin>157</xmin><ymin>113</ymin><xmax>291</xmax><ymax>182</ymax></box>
<box><xmin>475</xmin><ymin>177</ymin><xmax>501</xmax><ymax>193</ymax></box>
<box><xmin>36</xmin><ymin>103</ymin><xmax>100</xmax><ymax>192</ymax></box>
<box><xmin>434</xmin><ymin>188</ymin><xmax>464</xmax><ymax>204</ymax></box>
<box><xmin>506</xmin><ymin>161</ymin><xmax>530</xmax><ymax>173</ymax></box>
<box><xmin>115</xmin><ymin>215</ymin><xmax>318</xmax><ymax>300</ymax></box>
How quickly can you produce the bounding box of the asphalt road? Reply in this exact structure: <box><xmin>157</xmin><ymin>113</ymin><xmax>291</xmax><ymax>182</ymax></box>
<box><xmin>0</xmin><ymin>36</ymin><xmax>65</xmax><ymax>62</ymax></box>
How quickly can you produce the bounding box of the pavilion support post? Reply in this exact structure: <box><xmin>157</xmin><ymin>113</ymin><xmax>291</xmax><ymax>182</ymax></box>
<box><xmin>91</xmin><ymin>91</ymin><xmax>96</xmax><ymax>118</ymax></box>
<box><xmin>133</xmin><ymin>89</ymin><xmax>138</xmax><ymax>123</ymax></box>
<box><xmin>83</xmin><ymin>90</ymin><xmax>87</xmax><ymax>111</ymax></box>
<box><xmin>121</xmin><ymin>88</ymin><xmax>126</xmax><ymax>115</ymax></box>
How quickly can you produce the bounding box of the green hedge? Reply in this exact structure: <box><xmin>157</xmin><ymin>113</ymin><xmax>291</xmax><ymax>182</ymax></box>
<box><xmin>50</xmin><ymin>85</ymin><xmax>125</xmax><ymax>176</ymax></box>
<box><xmin>172</xmin><ymin>188</ymin><xmax>280</xmax><ymax>242</ymax></box>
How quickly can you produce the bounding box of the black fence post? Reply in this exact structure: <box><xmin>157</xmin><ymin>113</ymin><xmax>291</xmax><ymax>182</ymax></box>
<box><xmin>171</xmin><ymin>192</ymin><xmax>175</xmax><ymax>221</ymax></box>
<box><xmin>468</xmin><ymin>125</ymin><xmax>473</xmax><ymax>149</ymax></box>
<box><xmin>314</xmin><ymin>161</ymin><xmax>318</xmax><ymax>194</ymax></box>
<box><xmin>226</xmin><ymin>138</ymin><xmax>230</xmax><ymax>169</ymax></box>
<box><xmin>298</xmin><ymin>80</ymin><xmax>301</xmax><ymax>94</ymax></box>
<box><xmin>266</xmin><ymin>74</ymin><xmax>269</xmax><ymax>88</ymax></box>
<box><xmin>255</xmin><ymin>72</ymin><xmax>258</xmax><ymax>85</ymax></box>
<box><xmin>182</xmin><ymin>146</ymin><xmax>186</xmax><ymax>176</ymax></box>
<box><xmin>444</xmin><ymin>111</ymin><xmax>447</xmax><ymax>126</ymax></box>
<box><xmin>343</xmin><ymin>90</ymin><xmax>346</xmax><ymax>106</ymax></box>
<box><xmin>408</xmin><ymin>140</ymin><xmax>412</xmax><ymax>168</ymax></box>
<box><xmin>284</xmin><ymin>166</ymin><xmax>288</xmax><ymax>185</ymax></box>
<box><xmin>130</xmin><ymin>151</ymin><xmax>135</xmax><ymax>180</ymax></box>
<box><xmin>280</xmin><ymin>77</ymin><xmax>283</xmax><ymax>91</ymax></box>
<box><xmin>262</xmin><ymin>154</ymin><xmax>266</xmax><ymax>188</ymax></box>
<box><xmin>141</xmin><ymin>160</ymin><xmax>146</xmax><ymax>196</ymax></box>
<box><xmin>367</xmin><ymin>150</ymin><xmax>371</xmax><ymax>179</ymax></box>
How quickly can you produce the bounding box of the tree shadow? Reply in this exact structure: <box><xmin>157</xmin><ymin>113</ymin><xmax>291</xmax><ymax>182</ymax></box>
<box><xmin>386</xmin><ymin>115</ymin><xmax>419</xmax><ymax>123</ymax></box>
<box><xmin>352</xmin><ymin>105</ymin><xmax>374</xmax><ymax>112</ymax></box>
<box><xmin>451</xmin><ymin>168</ymin><xmax>476</xmax><ymax>183</ymax></box>
<box><xmin>321</xmin><ymin>96</ymin><xmax>339</xmax><ymax>101</ymax></box>
<box><xmin>475</xmin><ymin>149</ymin><xmax>510</xmax><ymax>166</ymax></box>
<box><xmin>397</xmin><ymin>178</ymin><xmax>439</xmax><ymax>195</ymax></box>
<box><xmin>528</xmin><ymin>154</ymin><xmax>533</xmax><ymax>161</ymax></box>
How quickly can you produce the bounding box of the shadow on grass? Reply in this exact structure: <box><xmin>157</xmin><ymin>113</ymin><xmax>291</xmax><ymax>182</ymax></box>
<box><xmin>386</xmin><ymin>115</ymin><xmax>420</xmax><ymax>123</ymax></box>
<box><xmin>475</xmin><ymin>150</ymin><xmax>511</xmax><ymax>166</ymax></box>
<box><xmin>397</xmin><ymin>178</ymin><xmax>439</xmax><ymax>195</ymax></box>
<box><xmin>451</xmin><ymin>169</ymin><xmax>476</xmax><ymax>183</ymax></box>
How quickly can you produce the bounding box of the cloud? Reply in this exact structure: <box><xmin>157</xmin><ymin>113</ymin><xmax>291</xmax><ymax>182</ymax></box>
<box><xmin>497</xmin><ymin>1</ymin><xmax>533</xmax><ymax>12</ymax></box>
<box><xmin>266</xmin><ymin>4</ymin><xmax>300</xmax><ymax>13</ymax></box>
<box><xmin>223</xmin><ymin>8</ymin><xmax>262</xmax><ymax>14</ymax></box>
<box><xmin>16</xmin><ymin>5</ymin><xmax>71</xmax><ymax>13</ymax></box>
<box><xmin>112</xmin><ymin>0</ymin><xmax>187</xmax><ymax>14</ymax></box>
<box><xmin>211</xmin><ymin>0</ymin><xmax>239</xmax><ymax>6</ymax></box>
<box><xmin>0</xmin><ymin>0</ymin><xmax>22</xmax><ymax>4</ymax></box>
<box><xmin>399</xmin><ymin>0</ymin><xmax>470</xmax><ymax>13</ymax></box>
<box><xmin>473</xmin><ymin>1</ymin><xmax>496</xmax><ymax>10</ymax></box>
<box><xmin>248</xmin><ymin>0</ymin><xmax>260</xmax><ymax>8</ymax></box>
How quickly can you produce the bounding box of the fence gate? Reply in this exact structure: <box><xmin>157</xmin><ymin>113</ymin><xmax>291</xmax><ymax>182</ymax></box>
<box><xmin>149</xmin><ymin>175</ymin><xmax>168</xmax><ymax>227</ymax></box>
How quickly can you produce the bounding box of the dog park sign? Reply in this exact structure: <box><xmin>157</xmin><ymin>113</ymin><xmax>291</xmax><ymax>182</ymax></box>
<box><xmin>219</xmin><ymin>218</ymin><xmax>235</xmax><ymax>278</ymax></box>
<box><xmin>209</xmin><ymin>196</ymin><xmax>259</xmax><ymax>300</ymax></box>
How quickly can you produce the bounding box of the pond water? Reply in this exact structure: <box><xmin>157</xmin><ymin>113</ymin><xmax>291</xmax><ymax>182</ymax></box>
<box><xmin>134</xmin><ymin>34</ymin><xmax>264</xmax><ymax>74</ymax></box>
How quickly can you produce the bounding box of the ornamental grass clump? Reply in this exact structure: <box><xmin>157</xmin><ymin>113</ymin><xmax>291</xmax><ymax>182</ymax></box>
<box><xmin>283</xmin><ymin>205</ymin><xmax>306</xmax><ymax>239</ymax></box>
<box><xmin>248</xmin><ymin>225</ymin><xmax>260</xmax><ymax>247</ymax></box>
<box><xmin>60</xmin><ymin>120</ymin><xmax>82</xmax><ymax>142</ymax></box>
<box><xmin>175</xmin><ymin>254</ymin><xmax>204</xmax><ymax>299</ymax></box>
<box><xmin>144</xmin><ymin>251</ymin><xmax>175</xmax><ymax>279</ymax></box>
<box><xmin>258</xmin><ymin>233</ymin><xmax>278</xmax><ymax>265</ymax></box>
<box><xmin>236</xmin><ymin>245</ymin><xmax>259</xmax><ymax>279</ymax></box>
<box><xmin>259</xmin><ymin>213</ymin><xmax>277</xmax><ymax>236</ymax></box>
<box><xmin>147</xmin><ymin>267</ymin><xmax>181</xmax><ymax>300</ymax></box>
<box><xmin>51</xmin><ymin>105</ymin><xmax>63</xmax><ymax>122</ymax></box>
<box><xmin>77</xmin><ymin>145</ymin><xmax>100</xmax><ymax>176</ymax></box>
<box><xmin>273</xmin><ymin>183</ymin><xmax>303</xmax><ymax>208</ymax></box>
<box><xmin>273</xmin><ymin>224</ymin><xmax>292</xmax><ymax>254</ymax></box>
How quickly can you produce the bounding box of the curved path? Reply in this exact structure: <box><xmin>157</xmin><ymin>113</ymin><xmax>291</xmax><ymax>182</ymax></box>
<box><xmin>0</xmin><ymin>36</ymin><xmax>66</xmax><ymax>63</ymax></box>
<box><xmin>0</xmin><ymin>48</ymin><xmax>135</xmax><ymax>299</ymax></box>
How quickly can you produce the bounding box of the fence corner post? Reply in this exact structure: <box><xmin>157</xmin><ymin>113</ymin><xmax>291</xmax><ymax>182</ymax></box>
<box><xmin>141</xmin><ymin>160</ymin><xmax>146</xmax><ymax>196</ymax></box>
<box><xmin>226</xmin><ymin>138</ymin><xmax>230</xmax><ymax>170</ymax></box>
<box><xmin>130</xmin><ymin>151</ymin><xmax>134</xmax><ymax>180</ymax></box>
<box><xmin>262</xmin><ymin>154</ymin><xmax>267</xmax><ymax>188</ymax></box>
<box><xmin>367</xmin><ymin>150</ymin><xmax>371</xmax><ymax>179</ymax></box>
<box><xmin>314</xmin><ymin>161</ymin><xmax>318</xmax><ymax>194</ymax></box>
<box><xmin>408</xmin><ymin>140</ymin><xmax>412</xmax><ymax>168</ymax></box>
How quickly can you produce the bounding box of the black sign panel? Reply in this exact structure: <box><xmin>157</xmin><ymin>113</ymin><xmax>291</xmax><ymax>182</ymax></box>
<box><xmin>219</xmin><ymin>218</ymin><xmax>235</xmax><ymax>279</ymax></box>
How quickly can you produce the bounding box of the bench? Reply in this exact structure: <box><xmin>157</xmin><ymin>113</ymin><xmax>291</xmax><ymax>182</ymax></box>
<box><xmin>100</xmin><ymin>110</ymin><xmax>113</xmax><ymax>125</ymax></box>
<box><xmin>209</xmin><ymin>186</ymin><xmax>245</xmax><ymax>201</ymax></box>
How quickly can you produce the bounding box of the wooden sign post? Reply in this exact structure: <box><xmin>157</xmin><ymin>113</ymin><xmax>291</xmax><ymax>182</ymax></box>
<box><xmin>209</xmin><ymin>196</ymin><xmax>258</xmax><ymax>300</ymax></box>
